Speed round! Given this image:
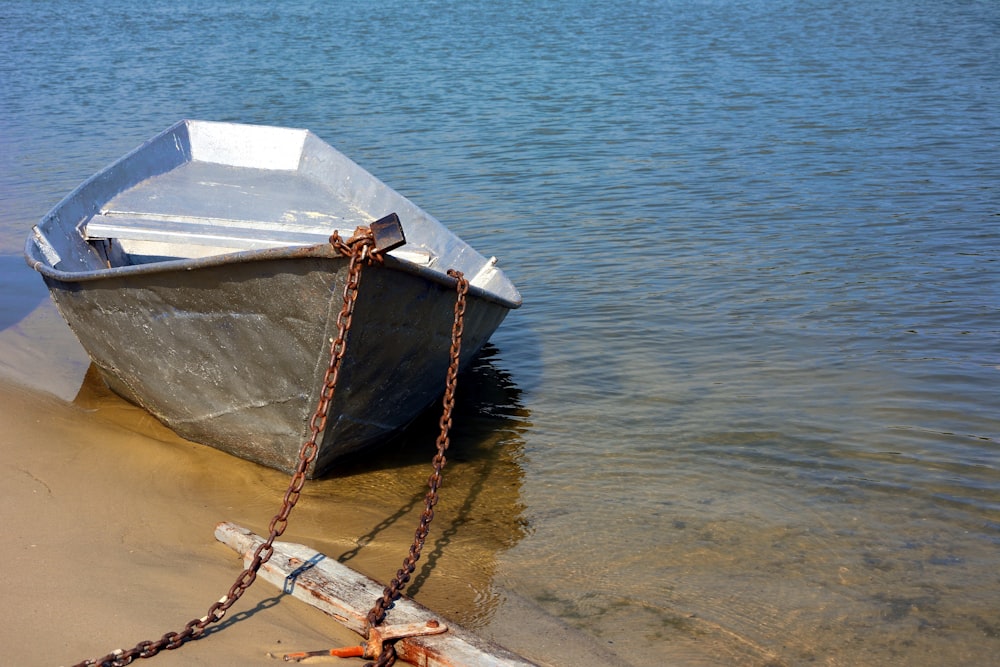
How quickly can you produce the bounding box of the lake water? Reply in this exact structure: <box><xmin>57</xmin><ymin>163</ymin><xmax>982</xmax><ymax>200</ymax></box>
<box><xmin>2</xmin><ymin>1</ymin><xmax>999</xmax><ymax>665</ymax></box>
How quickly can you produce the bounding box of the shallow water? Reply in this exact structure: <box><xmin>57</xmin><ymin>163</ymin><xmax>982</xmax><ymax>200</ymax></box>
<box><xmin>2</xmin><ymin>0</ymin><xmax>999</xmax><ymax>664</ymax></box>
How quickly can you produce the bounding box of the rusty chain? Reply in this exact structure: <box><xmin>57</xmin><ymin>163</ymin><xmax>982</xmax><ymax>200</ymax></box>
<box><xmin>363</xmin><ymin>268</ymin><xmax>469</xmax><ymax>667</ymax></box>
<box><xmin>72</xmin><ymin>226</ymin><xmax>469</xmax><ymax>667</ymax></box>
<box><xmin>73</xmin><ymin>227</ymin><xmax>383</xmax><ymax>667</ymax></box>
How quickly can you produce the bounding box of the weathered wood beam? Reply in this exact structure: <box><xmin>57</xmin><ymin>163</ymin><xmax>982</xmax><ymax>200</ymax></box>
<box><xmin>214</xmin><ymin>522</ymin><xmax>538</xmax><ymax>667</ymax></box>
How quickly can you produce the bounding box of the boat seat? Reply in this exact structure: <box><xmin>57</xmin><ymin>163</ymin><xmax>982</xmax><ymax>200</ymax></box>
<box><xmin>83</xmin><ymin>210</ymin><xmax>437</xmax><ymax>267</ymax></box>
<box><xmin>83</xmin><ymin>211</ymin><xmax>348</xmax><ymax>251</ymax></box>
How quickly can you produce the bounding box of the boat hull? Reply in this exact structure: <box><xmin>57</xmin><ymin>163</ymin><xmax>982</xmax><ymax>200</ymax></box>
<box><xmin>41</xmin><ymin>246</ymin><xmax>508</xmax><ymax>477</ymax></box>
<box><xmin>24</xmin><ymin>120</ymin><xmax>519</xmax><ymax>476</ymax></box>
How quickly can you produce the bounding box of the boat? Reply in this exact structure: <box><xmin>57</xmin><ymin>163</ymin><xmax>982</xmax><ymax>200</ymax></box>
<box><xmin>24</xmin><ymin>120</ymin><xmax>521</xmax><ymax>477</ymax></box>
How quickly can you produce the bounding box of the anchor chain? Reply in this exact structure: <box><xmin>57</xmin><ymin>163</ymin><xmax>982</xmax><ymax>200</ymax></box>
<box><xmin>72</xmin><ymin>220</ymin><xmax>470</xmax><ymax>667</ymax></box>
<box><xmin>73</xmin><ymin>227</ymin><xmax>384</xmax><ymax>667</ymax></box>
<box><xmin>362</xmin><ymin>269</ymin><xmax>469</xmax><ymax>667</ymax></box>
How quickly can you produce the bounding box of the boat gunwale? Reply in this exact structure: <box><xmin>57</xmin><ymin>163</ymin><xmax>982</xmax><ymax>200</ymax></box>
<box><xmin>24</xmin><ymin>239</ymin><xmax>522</xmax><ymax>310</ymax></box>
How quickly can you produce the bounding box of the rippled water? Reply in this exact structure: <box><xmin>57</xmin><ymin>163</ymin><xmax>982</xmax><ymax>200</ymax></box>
<box><xmin>2</xmin><ymin>0</ymin><xmax>999</xmax><ymax>664</ymax></box>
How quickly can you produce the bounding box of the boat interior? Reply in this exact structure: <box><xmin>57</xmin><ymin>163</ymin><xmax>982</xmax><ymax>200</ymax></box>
<box><xmin>27</xmin><ymin>120</ymin><xmax>519</xmax><ymax>305</ymax></box>
<box><xmin>80</xmin><ymin>160</ymin><xmax>437</xmax><ymax>266</ymax></box>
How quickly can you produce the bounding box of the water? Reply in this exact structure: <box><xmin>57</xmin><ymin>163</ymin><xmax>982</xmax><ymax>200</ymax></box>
<box><xmin>2</xmin><ymin>0</ymin><xmax>999</xmax><ymax>664</ymax></box>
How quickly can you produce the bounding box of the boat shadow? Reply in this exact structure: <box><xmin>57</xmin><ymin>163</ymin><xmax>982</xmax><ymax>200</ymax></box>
<box><xmin>71</xmin><ymin>341</ymin><xmax>532</xmax><ymax>627</ymax></box>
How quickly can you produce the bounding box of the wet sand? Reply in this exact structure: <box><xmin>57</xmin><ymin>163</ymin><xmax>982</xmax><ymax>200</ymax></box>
<box><xmin>0</xmin><ymin>269</ymin><xmax>630</xmax><ymax>667</ymax></box>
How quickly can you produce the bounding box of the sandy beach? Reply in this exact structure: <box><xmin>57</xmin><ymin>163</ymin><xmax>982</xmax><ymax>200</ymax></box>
<box><xmin>0</xmin><ymin>372</ymin><xmax>362</xmax><ymax>665</ymax></box>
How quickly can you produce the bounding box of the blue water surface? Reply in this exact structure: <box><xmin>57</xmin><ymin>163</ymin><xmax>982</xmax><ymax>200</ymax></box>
<box><xmin>2</xmin><ymin>1</ymin><xmax>999</xmax><ymax>664</ymax></box>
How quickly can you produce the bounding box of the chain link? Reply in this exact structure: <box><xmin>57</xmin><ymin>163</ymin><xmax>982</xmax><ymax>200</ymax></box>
<box><xmin>73</xmin><ymin>228</ymin><xmax>381</xmax><ymax>667</ymax></box>
<box><xmin>363</xmin><ymin>269</ymin><xmax>469</xmax><ymax>667</ymax></box>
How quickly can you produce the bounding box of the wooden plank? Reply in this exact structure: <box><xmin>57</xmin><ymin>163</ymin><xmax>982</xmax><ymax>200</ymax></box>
<box><xmin>214</xmin><ymin>522</ymin><xmax>538</xmax><ymax>667</ymax></box>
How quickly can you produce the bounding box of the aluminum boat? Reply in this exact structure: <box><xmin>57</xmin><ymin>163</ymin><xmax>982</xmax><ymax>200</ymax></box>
<box><xmin>24</xmin><ymin>120</ymin><xmax>520</xmax><ymax>477</ymax></box>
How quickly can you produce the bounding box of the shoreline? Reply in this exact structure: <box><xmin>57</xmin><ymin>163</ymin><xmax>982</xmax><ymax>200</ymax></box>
<box><xmin>0</xmin><ymin>278</ymin><xmax>631</xmax><ymax>666</ymax></box>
